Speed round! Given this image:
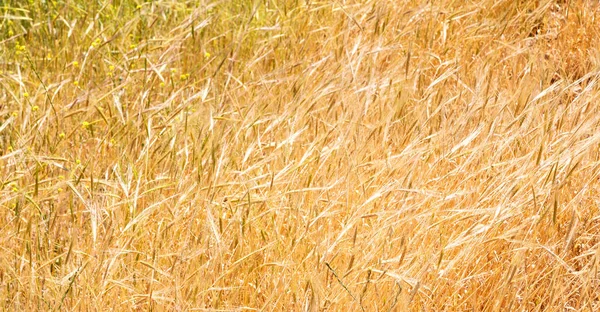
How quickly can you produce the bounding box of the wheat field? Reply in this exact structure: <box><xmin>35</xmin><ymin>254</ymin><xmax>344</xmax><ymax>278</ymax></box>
<box><xmin>2</xmin><ymin>0</ymin><xmax>600</xmax><ymax>310</ymax></box>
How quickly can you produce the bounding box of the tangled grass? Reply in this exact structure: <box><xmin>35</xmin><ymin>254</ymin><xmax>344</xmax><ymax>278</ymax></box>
<box><xmin>2</xmin><ymin>0</ymin><xmax>600</xmax><ymax>310</ymax></box>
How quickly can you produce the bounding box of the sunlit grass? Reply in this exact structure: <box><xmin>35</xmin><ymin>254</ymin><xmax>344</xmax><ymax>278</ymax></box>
<box><xmin>2</xmin><ymin>0</ymin><xmax>600</xmax><ymax>310</ymax></box>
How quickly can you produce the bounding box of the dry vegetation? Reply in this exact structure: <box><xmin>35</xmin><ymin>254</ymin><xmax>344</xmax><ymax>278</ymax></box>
<box><xmin>2</xmin><ymin>0</ymin><xmax>600</xmax><ymax>310</ymax></box>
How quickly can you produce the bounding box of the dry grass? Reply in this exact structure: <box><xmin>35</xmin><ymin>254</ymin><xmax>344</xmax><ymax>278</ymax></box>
<box><xmin>2</xmin><ymin>0</ymin><xmax>600</xmax><ymax>310</ymax></box>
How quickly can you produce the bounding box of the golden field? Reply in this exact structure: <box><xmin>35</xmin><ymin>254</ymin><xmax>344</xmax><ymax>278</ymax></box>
<box><xmin>2</xmin><ymin>0</ymin><xmax>600</xmax><ymax>310</ymax></box>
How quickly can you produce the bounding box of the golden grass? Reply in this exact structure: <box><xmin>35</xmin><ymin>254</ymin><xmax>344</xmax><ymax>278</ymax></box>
<box><xmin>2</xmin><ymin>0</ymin><xmax>600</xmax><ymax>310</ymax></box>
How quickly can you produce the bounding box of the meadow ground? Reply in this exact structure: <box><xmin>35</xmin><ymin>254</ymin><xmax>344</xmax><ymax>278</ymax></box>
<box><xmin>2</xmin><ymin>0</ymin><xmax>600</xmax><ymax>310</ymax></box>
